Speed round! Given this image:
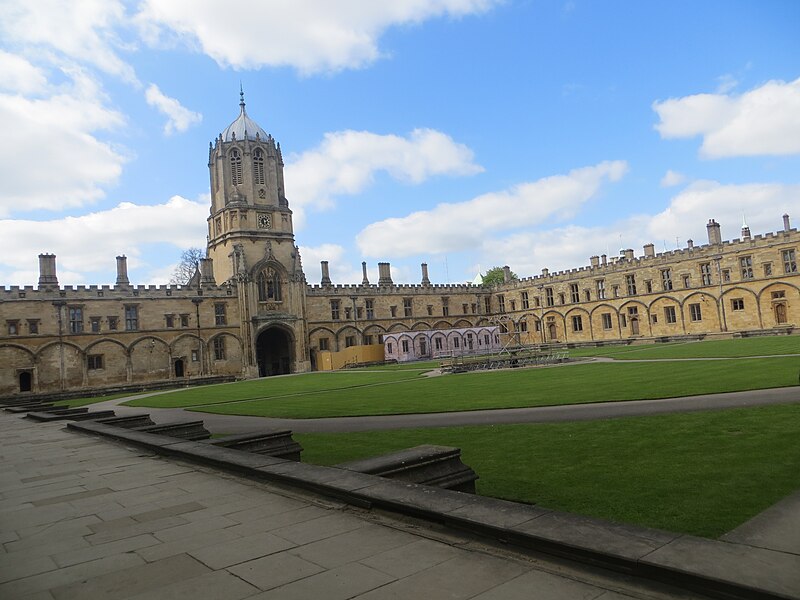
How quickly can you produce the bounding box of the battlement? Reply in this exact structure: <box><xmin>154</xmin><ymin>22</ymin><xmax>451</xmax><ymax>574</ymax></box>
<box><xmin>0</xmin><ymin>282</ymin><xmax>236</xmax><ymax>300</ymax></box>
<box><xmin>506</xmin><ymin>223</ymin><xmax>798</xmax><ymax>288</ymax></box>
<box><xmin>305</xmin><ymin>282</ymin><xmax>482</xmax><ymax>296</ymax></box>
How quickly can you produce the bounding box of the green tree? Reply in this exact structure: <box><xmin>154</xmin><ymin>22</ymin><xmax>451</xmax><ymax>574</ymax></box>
<box><xmin>170</xmin><ymin>247</ymin><xmax>204</xmax><ymax>285</ymax></box>
<box><xmin>482</xmin><ymin>266</ymin><xmax>517</xmax><ymax>287</ymax></box>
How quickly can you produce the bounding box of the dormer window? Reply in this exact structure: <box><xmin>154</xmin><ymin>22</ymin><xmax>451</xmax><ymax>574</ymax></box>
<box><xmin>230</xmin><ymin>148</ymin><xmax>243</xmax><ymax>185</ymax></box>
<box><xmin>253</xmin><ymin>148</ymin><xmax>265</xmax><ymax>185</ymax></box>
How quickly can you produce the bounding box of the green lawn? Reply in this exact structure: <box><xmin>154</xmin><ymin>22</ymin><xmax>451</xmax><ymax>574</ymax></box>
<box><xmin>567</xmin><ymin>335</ymin><xmax>800</xmax><ymax>360</ymax></box>
<box><xmin>123</xmin><ymin>369</ymin><xmax>429</xmax><ymax>409</ymax></box>
<box><xmin>187</xmin><ymin>357</ymin><xmax>799</xmax><ymax>418</ymax></box>
<box><xmin>356</xmin><ymin>360</ymin><xmax>441</xmax><ymax>371</ymax></box>
<box><xmin>297</xmin><ymin>403</ymin><xmax>800</xmax><ymax>537</ymax></box>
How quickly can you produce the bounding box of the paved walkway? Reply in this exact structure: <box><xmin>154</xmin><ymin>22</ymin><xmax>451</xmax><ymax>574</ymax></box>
<box><xmin>0</xmin><ymin>413</ymin><xmax>697</xmax><ymax>599</ymax></box>
<box><xmin>92</xmin><ymin>386</ymin><xmax>800</xmax><ymax>434</ymax></box>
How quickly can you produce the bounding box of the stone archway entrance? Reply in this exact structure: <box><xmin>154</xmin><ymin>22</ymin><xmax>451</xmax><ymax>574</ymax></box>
<box><xmin>256</xmin><ymin>327</ymin><xmax>293</xmax><ymax>377</ymax></box>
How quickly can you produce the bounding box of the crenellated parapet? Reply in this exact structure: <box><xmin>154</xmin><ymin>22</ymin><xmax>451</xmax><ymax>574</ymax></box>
<box><xmin>504</xmin><ymin>219</ymin><xmax>798</xmax><ymax>288</ymax></box>
<box><xmin>305</xmin><ymin>282</ymin><xmax>482</xmax><ymax>296</ymax></box>
<box><xmin>0</xmin><ymin>283</ymin><xmax>237</xmax><ymax>301</ymax></box>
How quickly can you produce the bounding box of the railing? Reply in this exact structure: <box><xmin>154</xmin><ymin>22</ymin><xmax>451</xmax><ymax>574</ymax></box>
<box><xmin>440</xmin><ymin>347</ymin><xmax>570</xmax><ymax>373</ymax></box>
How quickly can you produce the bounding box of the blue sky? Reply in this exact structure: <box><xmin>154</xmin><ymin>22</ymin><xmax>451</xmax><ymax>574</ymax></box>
<box><xmin>1</xmin><ymin>0</ymin><xmax>799</xmax><ymax>287</ymax></box>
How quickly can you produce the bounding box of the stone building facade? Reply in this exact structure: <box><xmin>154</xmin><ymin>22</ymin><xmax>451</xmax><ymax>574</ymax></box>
<box><xmin>1</xmin><ymin>97</ymin><xmax>798</xmax><ymax>396</ymax></box>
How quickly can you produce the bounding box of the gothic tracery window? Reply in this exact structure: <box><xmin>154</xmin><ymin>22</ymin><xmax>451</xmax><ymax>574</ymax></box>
<box><xmin>253</xmin><ymin>148</ymin><xmax>265</xmax><ymax>185</ymax></box>
<box><xmin>257</xmin><ymin>268</ymin><xmax>282</xmax><ymax>302</ymax></box>
<box><xmin>230</xmin><ymin>148</ymin><xmax>243</xmax><ymax>185</ymax></box>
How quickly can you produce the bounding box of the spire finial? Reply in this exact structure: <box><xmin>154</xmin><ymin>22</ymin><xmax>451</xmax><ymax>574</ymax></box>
<box><xmin>239</xmin><ymin>83</ymin><xmax>245</xmax><ymax>111</ymax></box>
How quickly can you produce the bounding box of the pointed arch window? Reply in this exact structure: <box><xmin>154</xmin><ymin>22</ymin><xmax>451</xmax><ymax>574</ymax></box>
<box><xmin>230</xmin><ymin>148</ymin><xmax>243</xmax><ymax>185</ymax></box>
<box><xmin>257</xmin><ymin>268</ymin><xmax>282</xmax><ymax>302</ymax></box>
<box><xmin>253</xmin><ymin>148</ymin><xmax>265</xmax><ymax>185</ymax></box>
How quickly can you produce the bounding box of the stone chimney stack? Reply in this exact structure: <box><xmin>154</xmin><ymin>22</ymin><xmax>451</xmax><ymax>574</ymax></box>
<box><xmin>361</xmin><ymin>261</ymin><xmax>369</xmax><ymax>285</ymax></box>
<box><xmin>541</xmin><ymin>267</ymin><xmax>549</xmax><ymax>277</ymax></box>
<box><xmin>643</xmin><ymin>243</ymin><xmax>655</xmax><ymax>258</ymax></box>
<box><xmin>687</xmin><ymin>239</ymin><xmax>694</xmax><ymax>250</ymax></box>
<box><xmin>623</xmin><ymin>249</ymin><xmax>634</xmax><ymax>261</ymax></box>
<box><xmin>601</xmin><ymin>254</ymin><xmax>607</xmax><ymax>266</ymax></box>
<box><xmin>421</xmin><ymin>263</ymin><xmax>430</xmax><ymax>286</ymax></box>
<box><xmin>590</xmin><ymin>255</ymin><xmax>600</xmax><ymax>268</ymax></box>
<box><xmin>199</xmin><ymin>258</ymin><xmax>216</xmax><ymax>285</ymax></box>
<box><xmin>320</xmin><ymin>261</ymin><xmax>331</xmax><ymax>286</ymax></box>
<box><xmin>378</xmin><ymin>262</ymin><xmax>393</xmax><ymax>286</ymax></box>
<box><xmin>38</xmin><ymin>253</ymin><xmax>58</xmax><ymax>289</ymax></box>
<box><xmin>115</xmin><ymin>255</ymin><xmax>129</xmax><ymax>286</ymax></box>
<box><xmin>502</xmin><ymin>265</ymin><xmax>512</xmax><ymax>283</ymax></box>
<box><xmin>707</xmin><ymin>219</ymin><xmax>722</xmax><ymax>245</ymax></box>
<box><xmin>783</xmin><ymin>213</ymin><xmax>791</xmax><ymax>231</ymax></box>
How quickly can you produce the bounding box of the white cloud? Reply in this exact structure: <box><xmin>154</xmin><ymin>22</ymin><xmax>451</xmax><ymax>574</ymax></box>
<box><xmin>0</xmin><ymin>0</ymin><xmax>137</xmax><ymax>82</ymax></box>
<box><xmin>0</xmin><ymin>69</ymin><xmax>126</xmax><ymax>216</ymax></box>
<box><xmin>356</xmin><ymin>160</ymin><xmax>628</xmax><ymax>258</ymax></box>
<box><xmin>653</xmin><ymin>77</ymin><xmax>800</xmax><ymax>157</ymax></box>
<box><xmin>298</xmin><ymin>244</ymin><xmax>423</xmax><ymax>285</ymax></box>
<box><xmin>0</xmin><ymin>50</ymin><xmax>47</xmax><ymax>94</ymax></box>
<box><xmin>285</xmin><ymin>128</ymin><xmax>483</xmax><ymax>226</ymax></box>
<box><xmin>660</xmin><ymin>169</ymin><xmax>685</xmax><ymax>187</ymax></box>
<box><xmin>481</xmin><ymin>181</ymin><xmax>799</xmax><ymax>277</ymax></box>
<box><xmin>299</xmin><ymin>244</ymin><xmax>365</xmax><ymax>285</ymax></box>
<box><xmin>136</xmin><ymin>0</ymin><xmax>500</xmax><ymax>74</ymax></box>
<box><xmin>646</xmin><ymin>180</ymin><xmax>798</xmax><ymax>242</ymax></box>
<box><xmin>715</xmin><ymin>73</ymin><xmax>738</xmax><ymax>94</ymax></box>
<box><xmin>145</xmin><ymin>83</ymin><xmax>202</xmax><ymax>135</ymax></box>
<box><xmin>0</xmin><ymin>196</ymin><xmax>208</xmax><ymax>285</ymax></box>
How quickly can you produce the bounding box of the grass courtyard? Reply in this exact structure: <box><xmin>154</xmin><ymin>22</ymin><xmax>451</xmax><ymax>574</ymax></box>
<box><xmin>58</xmin><ymin>335</ymin><xmax>800</xmax><ymax>537</ymax></box>
<box><xmin>296</xmin><ymin>402</ymin><xmax>800</xmax><ymax>538</ymax></box>
<box><xmin>566</xmin><ymin>334</ymin><xmax>800</xmax><ymax>360</ymax></box>
<box><xmin>123</xmin><ymin>355</ymin><xmax>800</xmax><ymax>419</ymax></box>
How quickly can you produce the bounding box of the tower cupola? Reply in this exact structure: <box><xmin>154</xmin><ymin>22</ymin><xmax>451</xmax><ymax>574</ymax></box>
<box><xmin>221</xmin><ymin>88</ymin><xmax>270</xmax><ymax>142</ymax></box>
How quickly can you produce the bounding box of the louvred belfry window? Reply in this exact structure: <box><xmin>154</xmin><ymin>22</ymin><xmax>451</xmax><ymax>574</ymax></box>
<box><xmin>230</xmin><ymin>149</ymin><xmax>243</xmax><ymax>185</ymax></box>
<box><xmin>253</xmin><ymin>148</ymin><xmax>265</xmax><ymax>185</ymax></box>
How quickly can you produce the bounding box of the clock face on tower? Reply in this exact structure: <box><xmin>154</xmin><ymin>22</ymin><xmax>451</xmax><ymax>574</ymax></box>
<box><xmin>257</xmin><ymin>213</ymin><xmax>272</xmax><ymax>229</ymax></box>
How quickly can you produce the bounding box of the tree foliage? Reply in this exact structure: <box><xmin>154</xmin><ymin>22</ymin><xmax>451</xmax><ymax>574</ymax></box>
<box><xmin>170</xmin><ymin>247</ymin><xmax>204</xmax><ymax>285</ymax></box>
<box><xmin>482</xmin><ymin>266</ymin><xmax>518</xmax><ymax>287</ymax></box>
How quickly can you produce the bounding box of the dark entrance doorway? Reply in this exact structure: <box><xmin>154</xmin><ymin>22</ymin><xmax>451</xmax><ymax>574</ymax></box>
<box><xmin>174</xmin><ymin>358</ymin><xmax>185</xmax><ymax>378</ymax></box>
<box><xmin>19</xmin><ymin>371</ymin><xmax>32</xmax><ymax>392</ymax></box>
<box><xmin>256</xmin><ymin>327</ymin><xmax>292</xmax><ymax>376</ymax></box>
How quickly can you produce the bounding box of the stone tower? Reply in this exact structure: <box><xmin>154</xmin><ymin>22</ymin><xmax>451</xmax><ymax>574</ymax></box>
<box><xmin>207</xmin><ymin>91</ymin><xmax>309</xmax><ymax>376</ymax></box>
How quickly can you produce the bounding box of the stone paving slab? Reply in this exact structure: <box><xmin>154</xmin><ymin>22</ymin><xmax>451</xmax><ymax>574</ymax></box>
<box><xmin>65</xmin><ymin>412</ymin><xmax>800</xmax><ymax>599</ymax></box>
<box><xmin>720</xmin><ymin>489</ymin><xmax>800</xmax><ymax>555</ymax></box>
<box><xmin>49</xmin><ymin>553</ymin><xmax>210</xmax><ymax>600</ymax></box>
<box><xmin>640</xmin><ymin>536</ymin><xmax>800</xmax><ymax>599</ymax></box>
<box><xmin>1</xmin><ymin>411</ymin><xmax>700</xmax><ymax>600</ymax></box>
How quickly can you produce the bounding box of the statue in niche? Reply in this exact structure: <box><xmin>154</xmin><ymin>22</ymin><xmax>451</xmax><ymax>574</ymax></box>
<box><xmin>257</xmin><ymin>267</ymin><xmax>282</xmax><ymax>302</ymax></box>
